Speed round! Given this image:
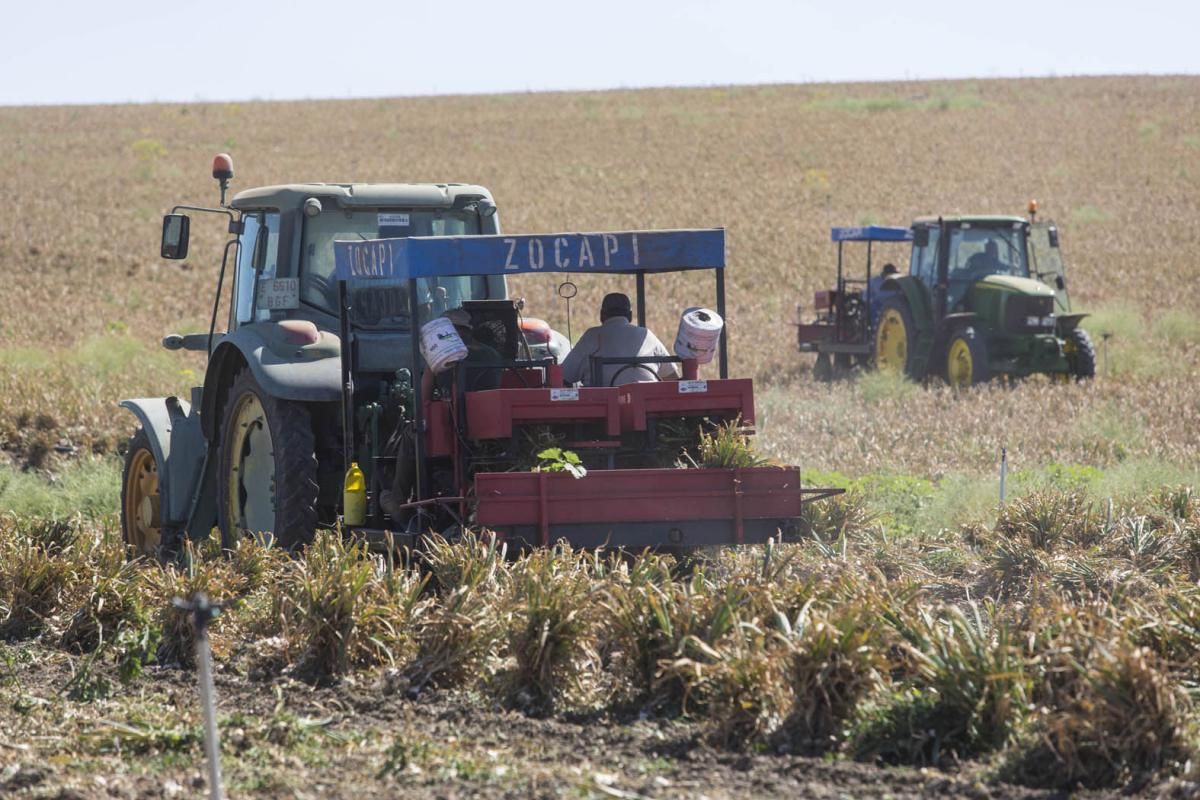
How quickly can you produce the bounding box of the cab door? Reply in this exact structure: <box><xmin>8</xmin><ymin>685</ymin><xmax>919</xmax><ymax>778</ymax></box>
<box><xmin>232</xmin><ymin>210</ymin><xmax>282</xmax><ymax>328</ymax></box>
<box><xmin>1029</xmin><ymin>222</ymin><xmax>1070</xmax><ymax>312</ymax></box>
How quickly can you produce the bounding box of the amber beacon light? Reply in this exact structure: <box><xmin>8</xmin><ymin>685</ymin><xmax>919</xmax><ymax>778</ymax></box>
<box><xmin>212</xmin><ymin>153</ymin><xmax>234</xmax><ymax>206</ymax></box>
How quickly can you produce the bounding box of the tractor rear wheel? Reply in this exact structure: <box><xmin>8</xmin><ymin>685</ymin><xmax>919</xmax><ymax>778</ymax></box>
<box><xmin>874</xmin><ymin>295</ymin><xmax>917</xmax><ymax>377</ymax></box>
<box><xmin>945</xmin><ymin>328</ymin><xmax>991</xmax><ymax>389</ymax></box>
<box><xmin>120</xmin><ymin>428</ymin><xmax>164</xmax><ymax>560</ymax></box>
<box><xmin>217</xmin><ymin>369</ymin><xmax>319</xmax><ymax>552</ymax></box>
<box><xmin>1065</xmin><ymin>327</ymin><xmax>1096</xmax><ymax>380</ymax></box>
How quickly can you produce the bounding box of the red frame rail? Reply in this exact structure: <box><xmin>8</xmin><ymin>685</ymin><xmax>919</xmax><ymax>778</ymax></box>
<box><xmin>474</xmin><ymin>466</ymin><xmax>834</xmax><ymax>546</ymax></box>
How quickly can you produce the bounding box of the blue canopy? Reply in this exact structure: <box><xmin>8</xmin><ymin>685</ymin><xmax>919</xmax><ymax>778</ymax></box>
<box><xmin>333</xmin><ymin>228</ymin><xmax>725</xmax><ymax>281</ymax></box>
<box><xmin>831</xmin><ymin>226</ymin><xmax>912</xmax><ymax>243</ymax></box>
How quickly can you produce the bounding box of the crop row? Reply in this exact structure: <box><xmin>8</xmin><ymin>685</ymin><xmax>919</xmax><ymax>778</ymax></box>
<box><xmin>3</xmin><ymin>486</ymin><xmax>1200</xmax><ymax>790</ymax></box>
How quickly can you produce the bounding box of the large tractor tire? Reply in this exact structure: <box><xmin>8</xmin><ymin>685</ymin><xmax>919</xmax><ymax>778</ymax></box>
<box><xmin>1065</xmin><ymin>327</ymin><xmax>1097</xmax><ymax>380</ymax></box>
<box><xmin>874</xmin><ymin>295</ymin><xmax>917</xmax><ymax>378</ymax></box>
<box><xmin>945</xmin><ymin>327</ymin><xmax>991</xmax><ymax>389</ymax></box>
<box><xmin>217</xmin><ymin>368</ymin><xmax>319</xmax><ymax>552</ymax></box>
<box><xmin>120</xmin><ymin>428</ymin><xmax>165</xmax><ymax>560</ymax></box>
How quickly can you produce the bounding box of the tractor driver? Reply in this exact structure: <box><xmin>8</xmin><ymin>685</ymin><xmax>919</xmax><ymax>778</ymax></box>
<box><xmin>964</xmin><ymin>239</ymin><xmax>1005</xmax><ymax>276</ymax></box>
<box><xmin>560</xmin><ymin>293</ymin><xmax>680</xmax><ymax>386</ymax></box>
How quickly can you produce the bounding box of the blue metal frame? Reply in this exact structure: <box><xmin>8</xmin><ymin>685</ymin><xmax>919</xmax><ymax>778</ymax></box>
<box><xmin>333</xmin><ymin>229</ymin><xmax>725</xmax><ymax>281</ymax></box>
<box><xmin>831</xmin><ymin>226</ymin><xmax>912</xmax><ymax>243</ymax></box>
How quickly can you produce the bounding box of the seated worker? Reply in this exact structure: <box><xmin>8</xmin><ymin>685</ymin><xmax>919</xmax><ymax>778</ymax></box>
<box><xmin>964</xmin><ymin>240</ymin><xmax>1005</xmax><ymax>276</ymax></box>
<box><xmin>867</xmin><ymin>263</ymin><xmax>900</xmax><ymax>327</ymax></box>
<box><xmin>560</xmin><ymin>293</ymin><xmax>681</xmax><ymax>386</ymax></box>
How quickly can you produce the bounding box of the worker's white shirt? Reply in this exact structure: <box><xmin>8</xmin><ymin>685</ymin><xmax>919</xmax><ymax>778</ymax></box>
<box><xmin>560</xmin><ymin>317</ymin><xmax>681</xmax><ymax>386</ymax></box>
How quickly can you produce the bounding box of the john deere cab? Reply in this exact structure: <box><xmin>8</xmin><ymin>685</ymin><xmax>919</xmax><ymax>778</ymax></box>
<box><xmin>796</xmin><ymin>203</ymin><xmax>1094</xmax><ymax>387</ymax></box>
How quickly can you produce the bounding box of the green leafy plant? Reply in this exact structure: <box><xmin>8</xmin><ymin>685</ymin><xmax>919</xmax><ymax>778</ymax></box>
<box><xmin>534</xmin><ymin>447</ymin><xmax>587</xmax><ymax>479</ymax></box>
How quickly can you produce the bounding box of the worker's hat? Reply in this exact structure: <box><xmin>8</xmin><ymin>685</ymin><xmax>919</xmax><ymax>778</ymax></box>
<box><xmin>601</xmin><ymin>292</ymin><xmax>632</xmax><ymax>318</ymax></box>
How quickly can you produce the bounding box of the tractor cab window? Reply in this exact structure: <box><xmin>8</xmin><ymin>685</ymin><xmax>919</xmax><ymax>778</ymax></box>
<box><xmin>234</xmin><ymin>211</ymin><xmax>281</xmax><ymax>326</ymax></box>
<box><xmin>300</xmin><ymin>207</ymin><xmax>489</xmax><ymax>328</ymax></box>
<box><xmin>910</xmin><ymin>226</ymin><xmax>939</xmax><ymax>287</ymax></box>
<box><xmin>946</xmin><ymin>225</ymin><xmax>1028</xmax><ymax>308</ymax></box>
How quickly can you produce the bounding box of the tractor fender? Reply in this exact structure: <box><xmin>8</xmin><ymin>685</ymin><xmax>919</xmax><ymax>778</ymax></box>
<box><xmin>881</xmin><ymin>276</ymin><xmax>933</xmax><ymax>332</ymax></box>
<box><xmin>942</xmin><ymin>312</ymin><xmax>979</xmax><ymax>331</ymax></box>
<box><xmin>1056</xmin><ymin>312</ymin><xmax>1089</xmax><ymax>333</ymax></box>
<box><xmin>200</xmin><ymin>322</ymin><xmax>342</xmax><ymax>440</ymax></box>
<box><xmin>880</xmin><ymin>276</ymin><xmax>936</xmax><ymax>378</ymax></box>
<box><xmin>880</xmin><ymin>276</ymin><xmax>935</xmax><ymax>338</ymax></box>
<box><xmin>119</xmin><ymin>397</ymin><xmax>207</xmax><ymax>529</ymax></box>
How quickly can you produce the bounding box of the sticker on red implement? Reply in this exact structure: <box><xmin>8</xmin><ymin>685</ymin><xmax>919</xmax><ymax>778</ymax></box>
<box><xmin>550</xmin><ymin>388</ymin><xmax>579</xmax><ymax>401</ymax></box>
<box><xmin>678</xmin><ymin>380</ymin><xmax>708</xmax><ymax>394</ymax></box>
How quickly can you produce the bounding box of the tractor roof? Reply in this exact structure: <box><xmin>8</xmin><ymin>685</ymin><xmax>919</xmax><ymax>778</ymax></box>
<box><xmin>333</xmin><ymin>229</ymin><xmax>725</xmax><ymax>281</ymax></box>
<box><xmin>230</xmin><ymin>183</ymin><xmax>494</xmax><ymax>211</ymax></box>
<box><xmin>912</xmin><ymin>214</ymin><xmax>1028</xmax><ymax>226</ymax></box>
<box><xmin>831</xmin><ymin>226</ymin><xmax>912</xmax><ymax>242</ymax></box>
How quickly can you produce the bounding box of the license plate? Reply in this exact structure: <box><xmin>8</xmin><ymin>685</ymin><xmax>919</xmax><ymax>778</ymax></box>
<box><xmin>257</xmin><ymin>278</ymin><xmax>299</xmax><ymax>310</ymax></box>
<box><xmin>678</xmin><ymin>380</ymin><xmax>708</xmax><ymax>394</ymax></box>
<box><xmin>550</xmin><ymin>388</ymin><xmax>579</xmax><ymax>401</ymax></box>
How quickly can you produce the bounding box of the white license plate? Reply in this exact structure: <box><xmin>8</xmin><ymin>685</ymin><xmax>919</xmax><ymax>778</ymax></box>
<box><xmin>678</xmin><ymin>380</ymin><xmax>708</xmax><ymax>394</ymax></box>
<box><xmin>550</xmin><ymin>388</ymin><xmax>579</xmax><ymax>401</ymax></box>
<box><xmin>257</xmin><ymin>278</ymin><xmax>299</xmax><ymax>310</ymax></box>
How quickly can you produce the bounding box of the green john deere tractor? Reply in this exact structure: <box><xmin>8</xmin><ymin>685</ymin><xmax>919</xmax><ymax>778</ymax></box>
<box><xmin>797</xmin><ymin>205</ymin><xmax>1095</xmax><ymax>387</ymax></box>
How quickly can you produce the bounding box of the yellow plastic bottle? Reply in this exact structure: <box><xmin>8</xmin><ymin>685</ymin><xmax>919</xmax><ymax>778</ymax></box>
<box><xmin>343</xmin><ymin>462</ymin><xmax>367</xmax><ymax>526</ymax></box>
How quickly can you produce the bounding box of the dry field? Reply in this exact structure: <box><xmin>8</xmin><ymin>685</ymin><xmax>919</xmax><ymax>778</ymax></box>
<box><xmin>2</xmin><ymin>75</ymin><xmax>1200</xmax><ymax>798</ymax></box>
<box><xmin>2</xmin><ymin>75</ymin><xmax>1200</xmax><ymax>476</ymax></box>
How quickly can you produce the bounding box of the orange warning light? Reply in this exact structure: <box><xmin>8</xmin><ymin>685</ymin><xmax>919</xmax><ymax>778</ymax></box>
<box><xmin>212</xmin><ymin>153</ymin><xmax>234</xmax><ymax>181</ymax></box>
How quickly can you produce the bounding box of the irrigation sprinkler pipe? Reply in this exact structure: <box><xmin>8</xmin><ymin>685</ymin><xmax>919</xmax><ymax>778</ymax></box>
<box><xmin>999</xmin><ymin>448</ymin><xmax>1008</xmax><ymax>507</ymax></box>
<box><xmin>173</xmin><ymin>593</ymin><xmax>228</xmax><ymax>800</ymax></box>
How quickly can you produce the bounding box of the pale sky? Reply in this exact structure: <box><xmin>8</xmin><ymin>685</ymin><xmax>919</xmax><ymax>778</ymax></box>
<box><xmin>1</xmin><ymin>0</ymin><xmax>1195</xmax><ymax>106</ymax></box>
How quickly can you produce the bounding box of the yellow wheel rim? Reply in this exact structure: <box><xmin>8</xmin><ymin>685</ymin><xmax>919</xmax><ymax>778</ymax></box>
<box><xmin>947</xmin><ymin>338</ymin><xmax>974</xmax><ymax>389</ymax></box>
<box><xmin>124</xmin><ymin>447</ymin><xmax>161</xmax><ymax>557</ymax></box>
<box><xmin>876</xmin><ymin>308</ymin><xmax>907</xmax><ymax>373</ymax></box>
<box><xmin>226</xmin><ymin>393</ymin><xmax>276</xmax><ymax>539</ymax></box>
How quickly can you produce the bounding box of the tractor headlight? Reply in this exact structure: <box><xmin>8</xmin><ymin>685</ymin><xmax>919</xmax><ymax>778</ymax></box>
<box><xmin>1026</xmin><ymin>315</ymin><xmax>1040</xmax><ymax>327</ymax></box>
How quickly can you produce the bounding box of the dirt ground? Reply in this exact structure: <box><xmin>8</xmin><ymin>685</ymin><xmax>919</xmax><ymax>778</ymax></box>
<box><xmin>2</xmin><ymin>641</ymin><xmax>1193</xmax><ymax>800</ymax></box>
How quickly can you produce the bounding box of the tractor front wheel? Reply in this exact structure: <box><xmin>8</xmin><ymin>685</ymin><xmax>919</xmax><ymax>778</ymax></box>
<box><xmin>874</xmin><ymin>295</ymin><xmax>917</xmax><ymax>378</ymax></box>
<box><xmin>120</xmin><ymin>428</ymin><xmax>165</xmax><ymax>560</ymax></box>
<box><xmin>945</xmin><ymin>328</ymin><xmax>991</xmax><ymax>389</ymax></box>
<box><xmin>1065</xmin><ymin>327</ymin><xmax>1096</xmax><ymax>380</ymax></box>
<box><xmin>217</xmin><ymin>369</ymin><xmax>319</xmax><ymax>552</ymax></box>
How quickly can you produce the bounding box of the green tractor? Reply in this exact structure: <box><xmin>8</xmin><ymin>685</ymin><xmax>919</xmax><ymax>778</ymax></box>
<box><xmin>796</xmin><ymin>205</ymin><xmax>1095</xmax><ymax>386</ymax></box>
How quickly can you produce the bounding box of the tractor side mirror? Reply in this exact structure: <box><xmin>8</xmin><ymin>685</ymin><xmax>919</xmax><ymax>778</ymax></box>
<box><xmin>913</xmin><ymin>227</ymin><xmax>930</xmax><ymax>248</ymax></box>
<box><xmin>161</xmin><ymin>214</ymin><xmax>190</xmax><ymax>260</ymax></box>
